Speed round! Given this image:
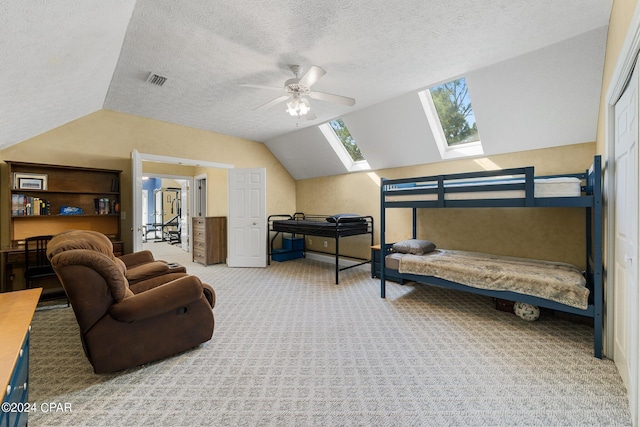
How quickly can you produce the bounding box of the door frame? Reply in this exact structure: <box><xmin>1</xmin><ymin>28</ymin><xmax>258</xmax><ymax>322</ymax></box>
<box><xmin>131</xmin><ymin>150</ymin><xmax>233</xmax><ymax>253</ymax></box>
<box><xmin>605</xmin><ymin>4</ymin><xmax>640</xmax><ymax>426</ymax></box>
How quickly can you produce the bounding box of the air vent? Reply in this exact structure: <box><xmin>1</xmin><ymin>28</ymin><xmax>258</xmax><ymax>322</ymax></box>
<box><xmin>146</xmin><ymin>73</ymin><xmax>167</xmax><ymax>87</ymax></box>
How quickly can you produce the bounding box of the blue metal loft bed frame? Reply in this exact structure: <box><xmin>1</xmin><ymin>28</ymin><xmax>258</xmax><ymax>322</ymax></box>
<box><xmin>379</xmin><ymin>155</ymin><xmax>603</xmax><ymax>358</ymax></box>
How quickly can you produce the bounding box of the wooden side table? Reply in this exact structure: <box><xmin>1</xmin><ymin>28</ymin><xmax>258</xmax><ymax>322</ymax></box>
<box><xmin>371</xmin><ymin>244</ymin><xmax>407</xmax><ymax>284</ymax></box>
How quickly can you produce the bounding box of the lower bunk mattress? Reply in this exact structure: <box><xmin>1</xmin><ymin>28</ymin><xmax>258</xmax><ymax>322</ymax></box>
<box><xmin>386</xmin><ymin>249</ymin><xmax>588</xmax><ymax>310</ymax></box>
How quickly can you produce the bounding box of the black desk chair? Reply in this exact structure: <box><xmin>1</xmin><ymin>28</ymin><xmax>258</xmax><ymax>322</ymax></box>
<box><xmin>24</xmin><ymin>235</ymin><xmax>63</xmax><ymax>302</ymax></box>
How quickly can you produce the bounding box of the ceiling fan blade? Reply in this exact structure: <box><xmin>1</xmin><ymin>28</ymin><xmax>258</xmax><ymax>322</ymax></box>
<box><xmin>298</xmin><ymin>65</ymin><xmax>326</xmax><ymax>88</ymax></box>
<box><xmin>240</xmin><ymin>83</ymin><xmax>284</xmax><ymax>91</ymax></box>
<box><xmin>253</xmin><ymin>95</ymin><xmax>290</xmax><ymax>111</ymax></box>
<box><xmin>309</xmin><ymin>91</ymin><xmax>356</xmax><ymax>107</ymax></box>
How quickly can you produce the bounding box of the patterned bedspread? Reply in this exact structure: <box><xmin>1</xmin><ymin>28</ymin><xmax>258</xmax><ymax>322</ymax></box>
<box><xmin>396</xmin><ymin>249</ymin><xmax>589</xmax><ymax>310</ymax></box>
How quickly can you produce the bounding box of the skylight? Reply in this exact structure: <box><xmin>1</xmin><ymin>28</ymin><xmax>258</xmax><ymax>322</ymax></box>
<box><xmin>319</xmin><ymin>118</ymin><xmax>370</xmax><ymax>172</ymax></box>
<box><xmin>419</xmin><ymin>77</ymin><xmax>483</xmax><ymax>159</ymax></box>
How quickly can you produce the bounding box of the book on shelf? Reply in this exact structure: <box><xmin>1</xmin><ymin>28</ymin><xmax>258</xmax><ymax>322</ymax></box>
<box><xmin>12</xmin><ymin>194</ymin><xmax>50</xmax><ymax>216</ymax></box>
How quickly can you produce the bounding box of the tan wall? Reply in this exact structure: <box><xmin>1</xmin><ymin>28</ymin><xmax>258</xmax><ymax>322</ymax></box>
<box><xmin>0</xmin><ymin>110</ymin><xmax>296</xmax><ymax>252</ymax></box>
<box><xmin>297</xmin><ymin>142</ymin><xmax>596</xmax><ymax>268</ymax></box>
<box><xmin>596</xmin><ymin>0</ymin><xmax>639</xmax><ymax>155</ymax></box>
<box><xmin>194</xmin><ymin>166</ymin><xmax>229</xmax><ymax>217</ymax></box>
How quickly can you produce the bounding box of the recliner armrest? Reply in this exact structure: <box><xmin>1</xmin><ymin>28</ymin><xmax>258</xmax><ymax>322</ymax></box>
<box><xmin>125</xmin><ymin>261</ymin><xmax>169</xmax><ymax>283</ymax></box>
<box><xmin>118</xmin><ymin>250</ymin><xmax>156</xmax><ymax>268</ymax></box>
<box><xmin>128</xmin><ymin>272</ymin><xmax>189</xmax><ymax>294</ymax></box>
<box><xmin>108</xmin><ymin>275</ymin><xmax>206</xmax><ymax>322</ymax></box>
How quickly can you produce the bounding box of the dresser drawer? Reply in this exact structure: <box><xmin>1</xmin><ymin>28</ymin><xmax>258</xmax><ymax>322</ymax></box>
<box><xmin>193</xmin><ymin>252</ymin><xmax>207</xmax><ymax>265</ymax></box>
<box><xmin>193</xmin><ymin>228</ymin><xmax>206</xmax><ymax>240</ymax></box>
<box><xmin>1</xmin><ymin>331</ymin><xmax>30</xmax><ymax>427</ymax></box>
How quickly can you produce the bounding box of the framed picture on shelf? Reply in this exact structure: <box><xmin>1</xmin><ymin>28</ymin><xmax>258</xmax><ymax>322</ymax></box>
<box><xmin>13</xmin><ymin>173</ymin><xmax>48</xmax><ymax>190</ymax></box>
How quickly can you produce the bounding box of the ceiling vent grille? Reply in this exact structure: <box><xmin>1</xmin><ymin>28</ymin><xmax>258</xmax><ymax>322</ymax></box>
<box><xmin>146</xmin><ymin>73</ymin><xmax>167</xmax><ymax>87</ymax></box>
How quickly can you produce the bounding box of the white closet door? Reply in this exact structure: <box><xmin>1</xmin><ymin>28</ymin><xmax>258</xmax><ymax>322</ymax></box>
<box><xmin>227</xmin><ymin>168</ymin><xmax>266</xmax><ymax>267</ymax></box>
<box><xmin>614</xmin><ymin>63</ymin><xmax>639</xmax><ymax>426</ymax></box>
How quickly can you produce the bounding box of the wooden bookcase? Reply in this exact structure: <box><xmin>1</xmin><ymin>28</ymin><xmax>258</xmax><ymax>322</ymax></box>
<box><xmin>7</xmin><ymin>162</ymin><xmax>122</xmax><ymax>243</ymax></box>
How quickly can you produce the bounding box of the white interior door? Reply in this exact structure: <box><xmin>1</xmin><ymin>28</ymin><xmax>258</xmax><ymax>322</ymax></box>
<box><xmin>154</xmin><ymin>190</ymin><xmax>163</xmax><ymax>228</ymax></box>
<box><xmin>614</xmin><ymin>63</ymin><xmax>640</xmax><ymax>425</ymax></box>
<box><xmin>180</xmin><ymin>181</ymin><xmax>189</xmax><ymax>252</ymax></box>
<box><xmin>131</xmin><ymin>149</ymin><xmax>143</xmax><ymax>252</ymax></box>
<box><xmin>195</xmin><ymin>175</ymin><xmax>207</xmax><ymax>217</ymax></box>
<box><xmin>227</xmin><ymin>168</ymin><xmax>266</xmax><ymax>267</ymax></box>
<box><xmin>141</xmin><ymin>190</ymin><xmax>148</xmax><ymax>229</ymax></box>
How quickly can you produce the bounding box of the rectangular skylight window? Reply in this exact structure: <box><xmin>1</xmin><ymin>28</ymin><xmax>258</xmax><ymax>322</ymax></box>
<box><xmin>419</xmin><ymin>76</ymin><xmax>483</xmax><ymax>159</ymax></box>
<box><xmin>428</xmin><ymin>77</ymin><xmax>479</xmax><ymax>146</ymax></box>
<box><xmin>319</xmin><ymin>118</ymin><xmax>370</xmax><ymax>172</ymax></box>
<box><xmin>329</xmin><ymin>119</ymin><xmax>364</xmax><ymax>162</ymax></box>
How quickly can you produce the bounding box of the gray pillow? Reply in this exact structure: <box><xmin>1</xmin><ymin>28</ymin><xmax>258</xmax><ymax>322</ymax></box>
<box><xmin>326</xmin><ymin>214</ymin><xmax>364</xmax><ymax>223</ymax></box>
<box><xmin>391</xmin><ymin>239</ymin><xmax>436</xmax><ymax>255</ymax></box>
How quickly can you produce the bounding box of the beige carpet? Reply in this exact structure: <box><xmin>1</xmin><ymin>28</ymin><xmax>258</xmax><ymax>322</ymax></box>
<box><xmin>27</xmin><ymin>243</ymin><xmax>631</xmax><ymax>426</ymax></box>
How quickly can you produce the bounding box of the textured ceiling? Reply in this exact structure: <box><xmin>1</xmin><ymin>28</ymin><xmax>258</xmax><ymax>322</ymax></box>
<box><xmin>1</xmin><ymin>0</ymin><xmax>613</xmax><ymax>178</ymax></box>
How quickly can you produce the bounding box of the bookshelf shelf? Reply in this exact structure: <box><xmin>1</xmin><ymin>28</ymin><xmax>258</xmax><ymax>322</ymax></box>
<box><xmin>6</xmin><ymin>162</ymin><xmax>122</xmax><ymax>243</ymax></box>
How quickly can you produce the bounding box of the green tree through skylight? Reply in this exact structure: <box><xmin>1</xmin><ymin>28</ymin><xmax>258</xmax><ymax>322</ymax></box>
<box><xmin>429</xmin><ymin>77</ymin><xmax>479</xmax><ymax>146</ymax></box>
<box><xmin>329</xmin><ymin>119</ymin><xmax>364</xmax><ymax>162</ymax></box>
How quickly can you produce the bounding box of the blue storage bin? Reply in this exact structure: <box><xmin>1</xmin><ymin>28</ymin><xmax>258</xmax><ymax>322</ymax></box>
<box><xmin>282</xmin><ymin>237</ymin><xmax>304</xmax><ymax>250</ymax></box>
<box><xmin>272</xmin><ymin>248</ymin><xmax>304</xmax><ymax>262</ymax></box>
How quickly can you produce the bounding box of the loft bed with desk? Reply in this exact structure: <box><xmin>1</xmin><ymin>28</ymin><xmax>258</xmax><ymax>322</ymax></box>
<box><xmin>378</xmin><ymin>155</ymin><xmax>603</xmax><ymax>358</ymax></box>
<box><xmin>268</xmin><ymin>213</ymin><xmax>374</xmax><ymax>284</ymax></box>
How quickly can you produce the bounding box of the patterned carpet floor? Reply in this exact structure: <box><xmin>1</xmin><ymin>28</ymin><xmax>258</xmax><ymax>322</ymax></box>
<box><xmin>27</xmin><ymin>244</ymin><xmax>631</xmax><ymax>426</ymax></box>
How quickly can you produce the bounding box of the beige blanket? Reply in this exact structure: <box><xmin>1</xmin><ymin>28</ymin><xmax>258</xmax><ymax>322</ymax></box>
<box><xmin>397</xmin><ymin>249</ymin><xmax>589</xmax><ymax>310</ymax></box>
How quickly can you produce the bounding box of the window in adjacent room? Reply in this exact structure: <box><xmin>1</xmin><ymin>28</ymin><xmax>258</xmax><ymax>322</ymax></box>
<box><xmin>319</xmin><ymin>118</ymin><xmax>370</xmax><ymax>172</ymax></box>
<box><xmin>418</xmin><ymin>76</ymin><xmax>484</xmax><ymax>159</ymax></box>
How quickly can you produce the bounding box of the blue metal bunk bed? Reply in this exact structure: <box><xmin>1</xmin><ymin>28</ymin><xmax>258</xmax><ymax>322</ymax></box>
<box><xmin>379</xmin><ymin>155</ymin><xmax>603</xmax><ymax>358</ymax></box>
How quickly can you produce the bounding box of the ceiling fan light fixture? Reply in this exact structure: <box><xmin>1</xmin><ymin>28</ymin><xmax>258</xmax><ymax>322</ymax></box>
<box><xmin>298</xmin><ymin>102</ymin><xmax>310</xmax><ymax>115</ymax></box>
<box><xmin>286</xmin><ymin>97</ymin><xmax>310</xmax><ymax>116</ymax></box>
<box><xmin>243</xmin><ymin>65</ymin><xmax>353</xmax><ymax>119</ymax></box>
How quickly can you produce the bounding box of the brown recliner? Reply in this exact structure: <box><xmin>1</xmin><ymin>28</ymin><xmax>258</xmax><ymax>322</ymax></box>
<box><xmin>53</xmin><ymin>229</ymin><xmax>187</xmax><ymax>285</ymax></box>
<box><xmin>46</xmin><ymin>229</ymin><xmax>215</xmax><ymax>374</ymax></box>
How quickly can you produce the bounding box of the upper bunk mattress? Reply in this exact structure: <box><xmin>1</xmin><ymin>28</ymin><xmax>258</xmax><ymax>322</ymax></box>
<box><xmin>385</xmin><ymin>177</ymin><xmax>581</xmax><ymax>202</ymax></box>
<box><xmin>386</xmin><ymin>249</ymin><xmax>588</xmax><ymax>309</ymax></box>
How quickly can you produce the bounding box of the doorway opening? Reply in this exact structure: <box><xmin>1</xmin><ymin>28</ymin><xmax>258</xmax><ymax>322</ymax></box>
<box><xmin>131</xmin><ymin>150</ymin><xmax>235</xmax><ymax>258</ymax></box>
<box><xmin>141</xmin><ymin>174</ymin><xmax>191</xmax><ymax>255</ymax></box>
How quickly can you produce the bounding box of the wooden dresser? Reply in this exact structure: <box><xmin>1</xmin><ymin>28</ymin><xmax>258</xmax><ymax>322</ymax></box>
<box><xmin>1</xmin><ymin>288</ymin><xmax>42</xmax><ymax>427</ymax></box>
<box><xmin>192</xmin><ymin>217</ymin><xmax>227</xmax><ymax>265</ymax></box>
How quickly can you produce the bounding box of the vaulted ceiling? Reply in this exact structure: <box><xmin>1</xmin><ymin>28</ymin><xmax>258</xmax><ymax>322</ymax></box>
<box><xmin>1</xmin><ymin>1</ymin><xmax>612</xmax><ymax>179</ymax></box>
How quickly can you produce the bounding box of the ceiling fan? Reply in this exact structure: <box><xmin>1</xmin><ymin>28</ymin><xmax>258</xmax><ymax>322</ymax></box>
<box><xmin>241</xmin><ymin>65</ymin><xmax>356</xmax><ymax>120</ymax></box>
